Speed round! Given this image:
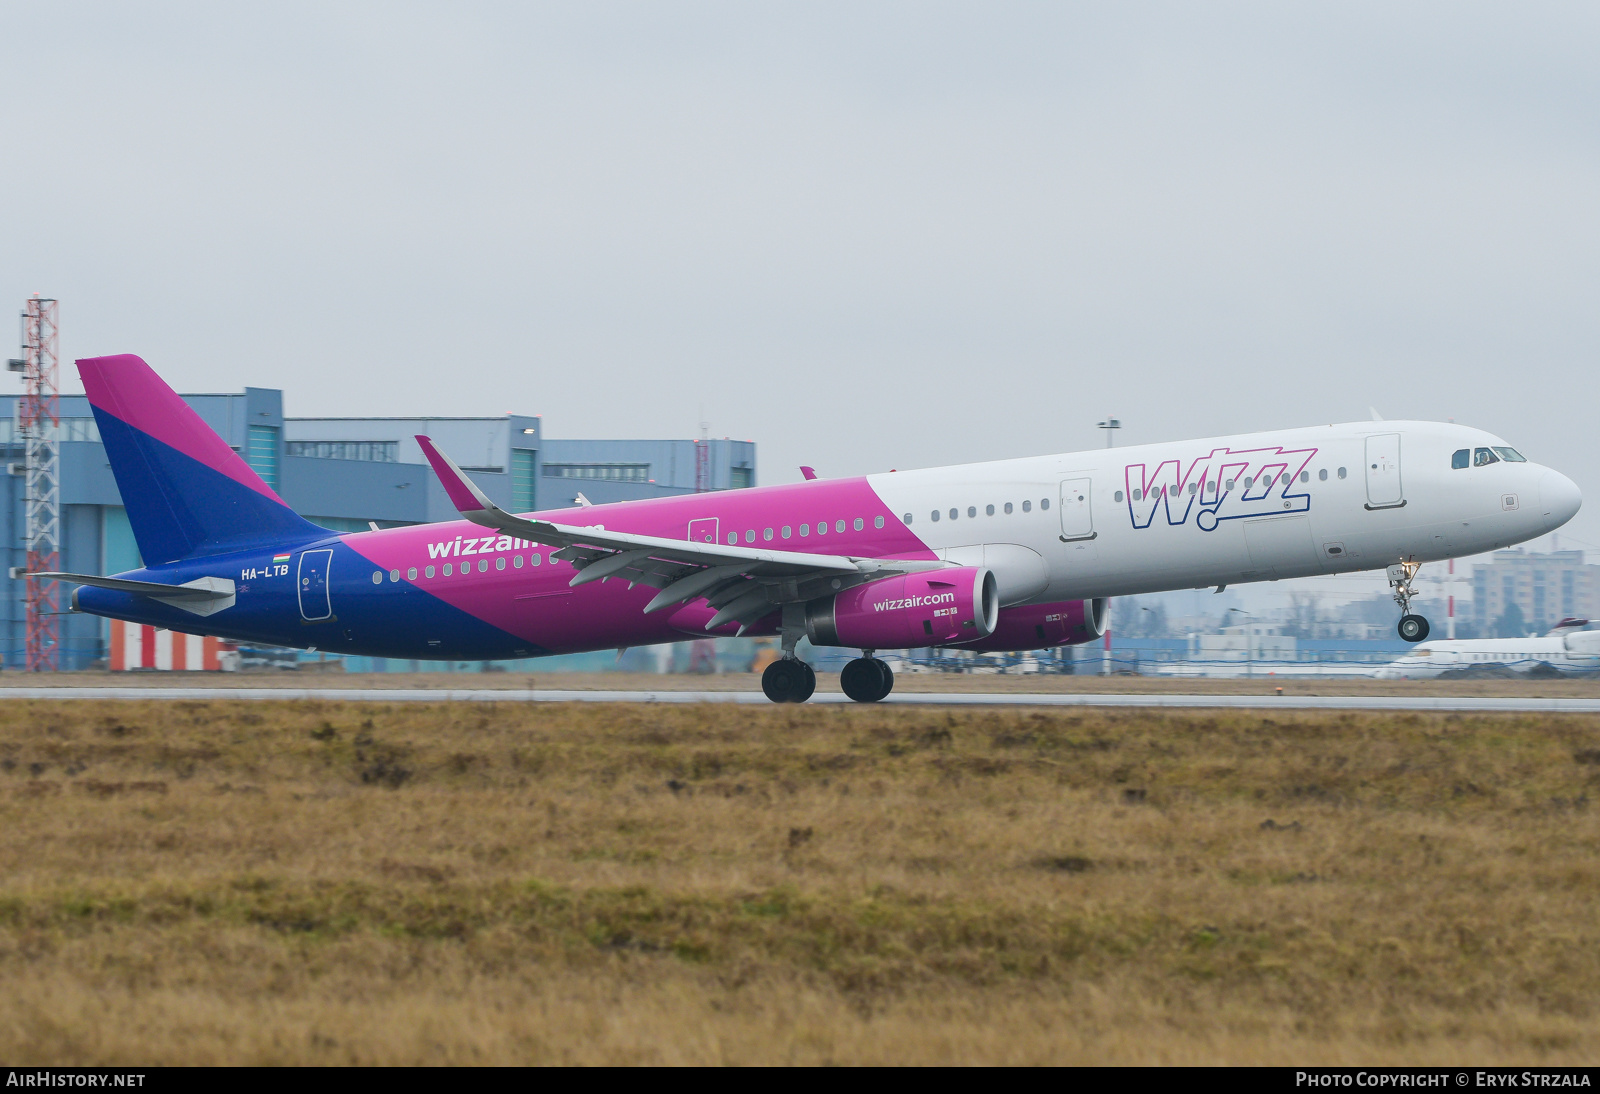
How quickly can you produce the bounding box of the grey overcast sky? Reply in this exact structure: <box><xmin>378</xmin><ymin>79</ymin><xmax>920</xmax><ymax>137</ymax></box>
<box><xmin>4</xmin><ymin>2</ymin><xmax>1598</xmax><ymax>549</ymax></box>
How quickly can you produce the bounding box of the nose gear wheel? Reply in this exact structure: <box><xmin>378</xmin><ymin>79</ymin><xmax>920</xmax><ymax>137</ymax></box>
<box><xmin>1387</xmin><ymin>561</ymin><xmax>1431</xmax><ymax>643</ymax></box>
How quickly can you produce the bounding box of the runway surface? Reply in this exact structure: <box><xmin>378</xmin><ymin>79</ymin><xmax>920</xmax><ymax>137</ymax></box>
<box><xmin>2</xmin><ymin>687</ymin><xmax>1600</xmax><ymax>712</ymax></box>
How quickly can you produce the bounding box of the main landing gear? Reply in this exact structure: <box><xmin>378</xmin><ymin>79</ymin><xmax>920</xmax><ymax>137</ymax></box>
<box><xmin>761</xmin><ymin>656</ymin><xmax>816</xmax><ymax>703</ymax></box>
<box><xmin>841</xmin><ymin>652</ymin><xmax>895</xmax><ymax>703</ymax></box>
<box><xmin>1388</xmin><ymin>561</ymin><xmax>1431</xmax><ymax>644</ymax></box>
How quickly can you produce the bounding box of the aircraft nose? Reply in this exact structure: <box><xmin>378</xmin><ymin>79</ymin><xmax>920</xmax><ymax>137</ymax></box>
<box><xmin>1539</xmin><ymin>469</ymin><xmax>1582</xmax><ymax>528</ymax></box>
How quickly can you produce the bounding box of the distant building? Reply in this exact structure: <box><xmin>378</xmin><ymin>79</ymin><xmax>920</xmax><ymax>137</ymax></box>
<box><xmin>1471</xmin><ymin>549</ymin><xmax>1600</xmax><ymax>634</ymax></box>
<box><xmin>0</xmin><ymin>387</ymin><xmax>756</xmax><ymax>669</ymax></box>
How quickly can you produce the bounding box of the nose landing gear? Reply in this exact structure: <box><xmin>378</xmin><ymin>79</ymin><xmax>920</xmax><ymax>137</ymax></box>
<box><xmin>1388</xmin><ymin>561</ymin><xmax>1431</xmax><ymax>643</ymax></box>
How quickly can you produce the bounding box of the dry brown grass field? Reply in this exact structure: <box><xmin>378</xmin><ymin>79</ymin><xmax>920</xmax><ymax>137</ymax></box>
<box><xmin>1</xmin><ymin>698</ymin><xmax>1598</xmax><ymax>1064</ymax></box>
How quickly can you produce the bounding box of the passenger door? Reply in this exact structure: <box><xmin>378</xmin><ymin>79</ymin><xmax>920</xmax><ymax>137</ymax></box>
<box><xmin>687</xmin><ymin>517</ymin><xmax>719</xmax><ymax>545</ymax></box>
<box><xmin>1058</xmin><ymin>478</ymin><xmax>1095</xmax><ymax>541</ymax></box>
<box><xmin>1365</xmin><ymin>434</ymin><xmax>1404</xmax><ymax>509</ymax></box>
<box><xmin>297</xmin><ymin>549</ymin><xmax>333</xmax><ymax>621</ymax></box>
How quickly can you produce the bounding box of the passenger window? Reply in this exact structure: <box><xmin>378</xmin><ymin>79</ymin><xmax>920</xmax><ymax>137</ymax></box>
<box><xmin>496</xmin><ymin>557</ymin><xmax>506</xmax><ymax>570</ymax></box>
<box><xmin>800</xmin><ymin>524</ymin><xmax>810</xmax><ymax>536</ymax></box>
<box><xmin>782</xmin><ymin>525</ymin><xmax>791</xmax><ymax>539</ymax></box>
<box><xmin>901</xmin><ymin>514</ymin><xmax>912</xmax><ymax>525</ymax></box>
<box><xmin>986</xmin><ymin>504</ymin><xmax>995</xmax><ymax>515</ymax></box>
<box><xmin>967</xmin><ymin>507</ymin><xmax>976</xmax><ymax>518</ymax></box>
<box><xmin>817</xmin><ymin>521</ymin><xmax>827</xmax><ymax>534</ymax></box>
<box><xmin>1337</xmin><ymin>467</ymin><xmax>1346</xmax><ymax>479</ymax></box>
<box><xmin>426</xmin><ymin>565</ymin><xmax>435</xmax><ymax>578</ymax></box>
<box><xmin>1244</xmin><ymin>477</ymin><xmax>1253</xmax><ymax>488</ymax></box>
<box><xmin>478</xmin><ymin>559</ymin><xmax>488</xmax><ymax>572</ymax></box>
<box><xmin>931</xmin><ymin>510</ymin><xmax>940</xmax><ymax>522</ymax></box>
<box><xmin>836</xmin><ymin>520</ymin><xmax>846</xmax><ymax>533</ymax></box>
<box><xmin>1133</xmin><ymin>489</ymin><xmax>1143</xmax><ymax>501</ymax></box>
<box><xmin>764</xmin><ymin>528</ymin><xmax>774</xmax><ymax>541</ymax></box>
<box><xmin>1475</xmin><ymin>448</ymin><xmax>1498</xmax><ymax>467</ymax></box>
<box><xmin>372</xmin><ymin>571</ymin><xmax>382</xmax><ymax>585</ymax></box>
<box><xmin>1114</xmin><ymin>491</ymin><xmax>1124</xmax><ymax>503</ymax></box>
<box><xmin>1452</xmin><ymin>449</ymin><xmax>1470</xmax><ymax>469</ymax></box>
<box><xmin>513</xmin><ymin>556</ymin><xmax>523</xmax><ymax>569</ymax></box>
<box><xmin>1022</xmin><ymin>500</ymin><xmax>1032</xmax><ymax>512</ymax></box>
<box><xmin>1299</xmin><ymin>471</ymin><xmax>1309</xmax><ymax>483</ymax></box>
<box><xmin>746</xmin><ymin>530</ymin><xmax>756</xmax><ymax>543</ymax></box>
<box><xmin>1040</xmin><ymin>498</ymin><xmax>1050</xmax><ymax>510</ymax></box>
<box><xmin>1004</xmin><ymin>502</ymin><xmax>1013</xmax><ymax>514</ymax></box>
<box><xmin>852</xmin><ymin>518</ymin><xmax>863</xmax><ymax>531</ymax></box>
<box><xmin>727</xmin><ymin>533</ymin><xmax>738</xmax><ymax>545</ymax></box>
<box><xmin>1319</xmin><ymin>469</ymin><xmax>1328</xmax><ymax>481</ymax></box>
<box><xmin>949</xmin><ymin>509</ymin><xmax>958</xmax><ymax>520</ymax></box>
<box><xmin>443</xmin><ymin>563</ymin><xmax>453</xmax><ymax>576</ymax></box>
<box><xmin>389</xmin><ymin>569</ymin><xmax>399</xmax><ymax>582</ymax></box>
<box><xmin>407</xmin><ymin>567</ymin><xmax>417</xmax><ymax>580</ymax></box>
<box><xmin>531</xmin><ymin>554</ymin><xmax>541</xmax><ymax>565</ymax></box>
<box><xmin>1189</xmin><ymin>482</ymin><xmax>1198</xmax><ymax>494</ymax></box>
<box><xmin>1225</xmin><ymin>479</ymin><xmax>1235</xmax><ymax>490</ymax></box>
<box><xmin>874</xmin><ymin>516</ymin><xmax>884</xmax><ymax>529</ymax></box>
<box><xmin>1280</xmin><ymin>473</ymin><xmax>1290</xmax><ymax>485</ymax></box>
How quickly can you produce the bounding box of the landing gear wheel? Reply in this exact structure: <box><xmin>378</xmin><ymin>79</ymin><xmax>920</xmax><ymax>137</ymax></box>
<box><xmin>841</xmin><ymin>657</ymin><xmax>892</xmax><ymax>703</ymax></box>
<box><xmin>873</xmin><ymin>657</ymin><xmax>894</xmax><ymax>699</ymax></box>
<box><xmin>762</xmin><ymin>658</ymin><xmax>816</xmax><ymax>703</ymax></box>
<box><xmin>1398</xmin><ymin>614</ymin><xmax>1430</xmax><ymax>643</ymax></box>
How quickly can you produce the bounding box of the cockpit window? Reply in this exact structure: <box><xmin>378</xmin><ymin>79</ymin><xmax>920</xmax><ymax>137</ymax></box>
<box><xmin>1451</xmin><ymin>449</ymin><xmax>1469</xmax><ymax>469</ymax></box>
<box><xmin>1474</xmin><ymin>447</ymin><xmax>1499</xmax><ymax>467</ymax></box>
<box><xmin>1492</xmin><ymin>447</ymin><xmax>1526</xmax><ymax>462</ymax></box>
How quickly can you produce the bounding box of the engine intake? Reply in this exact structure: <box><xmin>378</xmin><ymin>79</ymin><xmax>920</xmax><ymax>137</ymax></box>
<box><xmin>956</xmin><ymin>598</ymin><xmax>1108</xmax><ymax>652</ymax></box>
<box><xmin>806</xmin><ymin>567</ymin><xmax>999</xmax><ymax>649</ymax></box>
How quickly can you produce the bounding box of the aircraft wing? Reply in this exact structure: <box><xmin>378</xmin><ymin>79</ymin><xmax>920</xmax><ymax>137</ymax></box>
<box><xmin>416</xmin><ymin>435</ymin><xmax>934</xmax><ymax>631</ymax></box>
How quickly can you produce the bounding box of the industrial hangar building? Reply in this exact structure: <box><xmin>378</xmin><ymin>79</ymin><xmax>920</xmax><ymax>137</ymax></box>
<box><xmin>0</xmin><ymin>387</ymin><xmax>756</xmax><ymax>669</ymax></box>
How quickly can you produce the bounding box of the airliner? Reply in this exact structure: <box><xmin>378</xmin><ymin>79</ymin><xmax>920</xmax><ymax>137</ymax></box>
<box><xmin>38</xmin><ymin>355</ymin><xmax>1582</xmax><ymax>703</ymax></box>
<box><xmin>1374</xmin><ymin>619</ymin><xmax>1600</xmax><ymax>678</ymax></box>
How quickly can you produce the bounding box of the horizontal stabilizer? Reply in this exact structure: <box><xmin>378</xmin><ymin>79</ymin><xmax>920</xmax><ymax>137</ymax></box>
<box><xmin>34</xmin><ymin>572</ymin><xmax>237</xmax><ymax>617</ymax></box>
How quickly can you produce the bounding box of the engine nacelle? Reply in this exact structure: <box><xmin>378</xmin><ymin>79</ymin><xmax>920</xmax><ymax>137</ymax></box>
<box><xmin>805</xmin><ymin>567</ymin><xmax>999</xmax><ymax>649</ymax></box>
<box><xmin>955</xmin><ymin>598</ymin><xmax>1108</xmax><ymax>652</ymax></box>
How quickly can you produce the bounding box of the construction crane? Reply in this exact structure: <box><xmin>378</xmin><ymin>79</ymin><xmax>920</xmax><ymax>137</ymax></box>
<box><xmin>7</xmin><ymin>296</ymin><xmax>60</xmax><ymax>671</ymax></box>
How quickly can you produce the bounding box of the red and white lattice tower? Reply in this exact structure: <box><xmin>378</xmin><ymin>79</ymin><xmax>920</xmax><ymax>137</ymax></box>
<box><xmin>18</xmin><ymin>296</ymin><xmax>60</xmax><ymax>671</ymax></box>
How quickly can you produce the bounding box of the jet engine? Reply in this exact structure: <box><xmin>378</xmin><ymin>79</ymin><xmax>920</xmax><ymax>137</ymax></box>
<box><xmin>956</xmin><ymin>598</ymin><xmax>1108</xmax><ymax>652</ymax></box>
<box><xmin>805</xmin><ymin>567</ymin><xmax>999</xmax><ymax>649</ymax></box>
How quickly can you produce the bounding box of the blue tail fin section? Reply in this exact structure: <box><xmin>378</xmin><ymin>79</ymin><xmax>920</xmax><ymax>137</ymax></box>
<box><xmin>79</xmin><ymin>354</ymin><xmax>325</xmax><ymax>565</ymax></box>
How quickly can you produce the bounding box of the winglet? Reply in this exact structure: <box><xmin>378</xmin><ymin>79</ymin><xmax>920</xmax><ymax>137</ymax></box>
<box><xmin>415</xmin><ymin>435</ymin><xmax>497</xmax><ymax>516</ymax></box>
<box><xmin>799</xmin><ymin>466</ymin><xmax>817</xmax><ymax>481</ymax></box>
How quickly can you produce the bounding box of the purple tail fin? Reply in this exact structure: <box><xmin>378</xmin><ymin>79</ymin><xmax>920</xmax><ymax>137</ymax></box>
<box><xmin>79</xmin><ymin>354</ymin><xmax>323</xmax><ymax>565</ymax></box>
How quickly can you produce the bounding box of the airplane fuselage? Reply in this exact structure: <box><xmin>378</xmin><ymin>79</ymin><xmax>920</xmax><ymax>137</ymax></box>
<box><xmin>75</xmin><ymin>419</ymin><xmax>1580</xmax><ymax>661</ymax></box>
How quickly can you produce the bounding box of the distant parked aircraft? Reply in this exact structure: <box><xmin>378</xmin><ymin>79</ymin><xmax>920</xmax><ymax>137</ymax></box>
<box><xmin>38</xmin><ymin>354</ymin><xmax>1582</xmax><ymax>703</ymax></box>
<box><xmin>1373</xmin><ymin>618</ymin><xmax>1600</xmax><ymax>678</ymax></box>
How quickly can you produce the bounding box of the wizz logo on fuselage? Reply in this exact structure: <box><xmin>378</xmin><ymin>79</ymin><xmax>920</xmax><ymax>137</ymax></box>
<box><xmin>1124</xmin><ymin>445</ymin><xmax>1317</xmax><ymax>532</ymax></box>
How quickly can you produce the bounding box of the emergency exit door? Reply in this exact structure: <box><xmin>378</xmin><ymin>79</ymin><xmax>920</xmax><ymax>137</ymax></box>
<box><xmin>1364</xmin><ymin>434</ymin><xmax>1405</xmax><ymax>509</ymax></box>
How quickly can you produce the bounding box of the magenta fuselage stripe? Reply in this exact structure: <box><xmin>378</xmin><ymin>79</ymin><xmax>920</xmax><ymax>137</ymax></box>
<box><xmin>78</xmin><ymin>354</ymin><xmax>284</xmax><ymax>504</ymax></box>
<box><xmin>341</xmin><ymin>476</ymin><xmax>936</xmax><ymax>649</ymax></box>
